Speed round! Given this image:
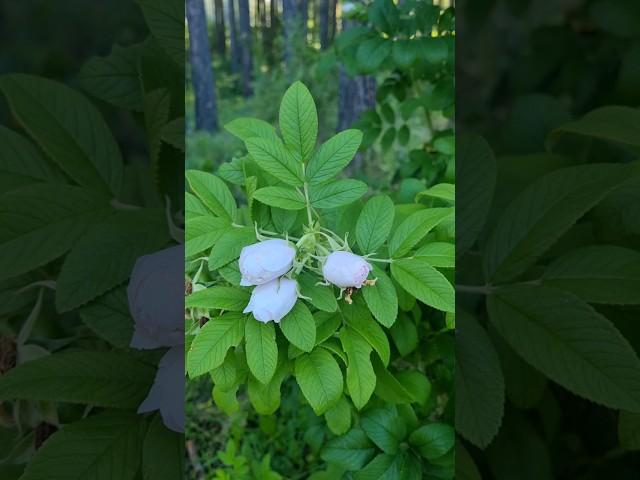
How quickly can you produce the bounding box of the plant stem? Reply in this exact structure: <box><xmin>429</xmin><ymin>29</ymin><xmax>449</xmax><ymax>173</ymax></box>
<box><xmin>303</xmin><ymin>182</ymin><xmax>313</xmax><ymax>226</ymax></box>
<box><xmin>367</xmin><ymin>257</ymin><xmax>394</xmax><ymax>264</ymax></box>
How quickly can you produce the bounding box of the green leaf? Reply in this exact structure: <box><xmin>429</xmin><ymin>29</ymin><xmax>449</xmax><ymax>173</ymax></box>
<box><xmin>295</xmin><ymin>348</ymin><xmax>343</xmax><ymax>414</ymax></box>
<box><xmin>279</xmin><ymin>81</ymin><xmax>318</xmax><ymax>163</ymax></box>
<box><xmin>306</xmin><ymin>130</ymin><xmax>363</xmax><ymax>184</ymax></box>
<box><xmin>79</xmin><ymin>287</ymin><xmax>133</xmax><ymax>348</ymax></box>
<box><xmin>356</xmin><ymin>38</ymin><xmax>392</xmax><ymax>74</ymax></box>
<box><xmin>309</xmin><ymin>179</ymin><xmax>367</xmax><ymax>209</ymax></box>
<box><xmin>0</xmin><ymin>74</ymin><xmax>123</xmax><ymax>196</ymax></box>
<box><xmin>315</xmin><ymin>312</ymin><xmax>341</xmax><ymax>345</ymax></box>
<box><xmin>185</xmin><ymin>286</ymin><xmax>250</xmax><ymax>311</ymax></box>
<box><xmin>325</xmin><ymin>396</ymin><xmax>352</xmax><ymax>435</ymax></box>
<box><xmin>356</xmin><ymin>195</ymin><xmax>395</xmax><ymax>254</ymax></box>
<box><xmin>78</xmin><ymin>43</ymin><xmax>144</xmax><ymax>111</ymax></box>
<box><xmin>415</xmin><ymin>242</ymin><xmax>455</xmax><ymax>267</ymax></box>
<box><xmin>212</xmin><ymin>384</ymin><xmax>240</xmax><ymax>415</ymax></box>
<box><xmin>391</xmin><ymin>259</ymin><xmax>454</xmax><ymax>312</ymax></box>
<box><xmin>245</xmin><ymin>320</ymin><xmax>278</xmax><ymax>384</ymax></box>
<box><xmin>369</xmin><ymin>0</ymin><xmax>399</xmax><ymax>35</ymax></box>
<box><xmin>389</xmin><ymin>316</ymin><xmax>418</xmax><ymax>356</ymax></box>
<box><xmin>488</xmin><ymin>286</ymin><xmax>640</xmax><ymax>412</ymax></box>
<box><xmin>253</xmin><ymin>186</ymin><xmax>307</xmax><ymax>210</ymax></box>
<box><xmin>20</xmin><ymin>411</ymin><xmax>145</xmax><ymax>480</ymax></box>
<box><xmin>341</xmin><ymin>328</ymin><xmax>376</xmax><ymax>410</ymax></box>
<box><xmin>392</xmin><ymin>40</ymin><xmax>417</xmax><ymax>69</ymax></box>
<box><xmin>55</xmin><ymin>209</ymin><xmax>169</xmax><ymax>312</ymax></box>
<box><xmin>0</xmin><ymin>126</ymin><xmax>63</xmax><ymax>193</ymax></box>
<box><xmin>321</xmin><ymin>428</ymin><xmax>376</xmax><ymax>471</ymax></box>
<box><xmin>224</xmin><ymin>117</ymin><xmax>278</xmax><ymax>142</ymax></box>
<box><xmin>484</xmin><ymin>164</ymin><xmax>629</xmax><ymax>283</ymax></box>
<box><xmin>361</xmin><ymin>406</ymin><xmax>406</xmax><ymax>454</ymax></box>
<box><xmin>245</xmin><ymin>137</ymin><xmax>304</xmax><ymax>186</ymax></box>
<box><xmin>247</xmin><ymin>357</ymin><xmax>289</xmax><ymax>414</ymax></box>
<box><xmin>186</xmin><ymin>170</ymin><xmax>237</xmax><ymax>221</ymax></box>
<box><xmin>362</xmin><ymin>266</ymin><xmax>398</xmax><ymax>328</ymax></box>
<box><xmin>187</xmin><ymin>313</ymin><xmax>245</xmax><ymax>377</ymax></box>
<box><xmin>409</xmin><ymin>423</ymin><xmax>455</xmax><ymax>461</ymax></box>
<box><xmin>299</xmin><ymin>273</ymin><xmax>337</xmax><ymax>312</ymax></box>
<box><xmin>142</xmin><ymin>414</ymin><xmax>183</xmax><ymax>480</ymax></box>
<box><xmin>280</xmin><ymin>302</ymin><xmax>317</xmax><ymax>352</ymax></box>
<box><xmin>456</xmin><ymin>441</ymin><xmax>482</xmax><ymax>480</ymax></box>
<box><xmin>185</xmin><ymin>216</ymin><xmax>230</xmax><ymax>257</ymax></box>
<box><xmin>341</xmin><ymin>302</ymin><xmax>390</xmax><ymax>366</ymax></box>
<box><xmin>619</xmin><ymin>411</ymin><xmax>640</xmax><ymax>451</ymax></box>
<box><xmin>372</xmin><ymin>358</ymin><xmax>415</xmax><ymax>404</ymax></box>
<box><xmin>161</xmin><ymin>117</ymin><xmax>185</xmax><ymax>151</ymax></box>
<box><xmin>543</xmin><ymin>246</ymin><xmax>640</xmax><ymax>305</ymax></box>
<box><xmin>416</xmin><ymin>183</ymin><xmax>455</xmax><ymax>203</ymax></box>
<box><xmin>457</xmin><ymin>134</ymin><xmax>496</xmax><ymax>257</ymax></box>
<box><xmin>548</xmin><ymin>106</ymin><xmax>640</xmax><ymax>150</ymax></box>
<box><xmin>455</xmin><ymin>311</ymin><xmax>505</xmax><ymax>449</ymax></box>
<box><xmin>0</xmin><ymin>351</ymin><xmax>153</xmax><ymax>408</ymax></box>
<box><xmin>388</xmin><ymin>208</ymin><xmax>453</xmax><ymax>258</ymax></box>
<box><xmin>396</xmin><ymin>371</ymin><xmax>431</xmax><ymax>407</ymax></box>
<box><xmin>0</xmin><ymin>184</ymin><xmax>110</xmax><ymax>282</ymax></box>
<box><xmin>208</xmin><ymin>227</ymin><xmax>256</xmax><ymax>270</ymax></box>
<box><xmin>136</xmin><ymin>0</ymin><xmax>183</xmax><ymax>66</ymax></box>
<box><xmin>211</xmin><ymin>351</ymin><xmax>239</xmax><ymax>391</ymax></box>
<box><xmin>185</xmin><ymin>192</ymin><xmax>208</xmax><ymax>217</ymax></box>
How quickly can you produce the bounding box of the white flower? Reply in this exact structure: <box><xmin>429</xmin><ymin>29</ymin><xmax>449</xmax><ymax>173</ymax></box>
<box><xmin>243</xmin><ymin>277</ymin><xmax>298</xmax><ymax>323</ymax></box>
<box><xmin>128</xmin><ymin>245</ymin><xmax>184</xmax><ymax>349</ymax></box>
<box><xmin>137</xmin><ymin>346</ymin><xmax>184</xmax><ymax>433</ymax></box>
<box><xmin>128</xmin><ymin>246</ymin><xmax>185</xmax><ymax>433</ymax></box>
<box><xmin>239</xmin><ymin>239</ymin><xmax>296</xmax><ymax>286</ymax></box>
<box><xmin>323</xmin><ymin>251</ymin><xmax>372</xmax><ymax>288</ymax></box>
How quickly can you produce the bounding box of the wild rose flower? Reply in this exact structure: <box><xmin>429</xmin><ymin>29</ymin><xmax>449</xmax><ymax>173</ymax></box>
<box><xmin>137</xmin><ymin>346</ymin><xmax>184</xmax><ymax>433</ymax></box>
<box><xmin>128</xmin><ymin>245</ymin><xmax>184</xmax><ymax>348</ymax></box>
<box><xmin>323</xmin><ymin>251</ymin><xmax>372</xmax><ymax>288</ymax></box>
<box><xmin>239</xmin><ymin>239</ymin><xmax>296</xmax><ymax>286</ymax></box>
<box><xmin>128</xmin><ymin>246</ymin><xmax>184</xmax><ymax>433</ymax></box>
<box><xmin>243</xmin><ymin>277</ymin><xmax>298</xmax><ymax>323</ymax></box>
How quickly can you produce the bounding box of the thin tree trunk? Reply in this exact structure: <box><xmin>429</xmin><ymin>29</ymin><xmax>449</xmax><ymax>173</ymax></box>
<box><xmin>238</xmin><ymin>0</ymin><xmax>253</xmax><ymax>96</ymax></box>
<box><xmin>186</xmin><ymin>0</ymin><xmax>219</xmax><ymax>132</ymax></box>
<box><xmin>319</xmin><ymin>0</ymin><xmax>329</xmax><ymax>49</ymax></box>
<box><xmin>214</xmin><ymin>0</ymin><xmax>226</xmax><ymax>57</ymax></box>
<box><xmin>228</xmin><ymin>0</ymin><xmax>240</xmax><ymax>75</ymax></box>
<box><xmin>299</xmin><ymin>0</ymin><xmax>308</xmax><ymax>42</ymax></box>
<box><xmin>329</xmin><ymin>0</ymin><xmax>337</xmax><ymax>42</ymax></box>
<box><xmin>283</xmin><ymin>0</ymin><xmax>296</xmax><ymax>71</ymax></box>
<box><xmin>338</xmin><ymin>15</ymin><xmax>375</xmax><ymax>172</ymax></box>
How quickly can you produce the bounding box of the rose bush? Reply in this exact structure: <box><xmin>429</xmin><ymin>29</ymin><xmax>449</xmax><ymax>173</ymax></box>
<box><xmin>185</xmin><ymin>80</ymin><xmax>455</xmax><ymax>479</ymax></box>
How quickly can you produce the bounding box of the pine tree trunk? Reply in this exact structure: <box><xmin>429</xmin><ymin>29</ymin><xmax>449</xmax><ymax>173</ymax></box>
<box><xmin>238</xmin><ymin>0</ymin><xmax>253</xmax><ymax>95</ymax></box>
<box><xmin>283</xmin><ymin>0</ymin><xmax>296</xmax><ymax>70</ymax></box>
<box><xmin>298</xmin><ymin>0</ymin><xmax>308</xmax><ymax>41</ymax></box>
<box><xmin>214</xmin><ymin>0</ymin><xmax>226</xmax><ymax>57</ymax></box>
<box><xmin>319</xmin><ymin>0</ymin><xmax>329</xmax><ymax>49</ymax></box>
<box><xmin>186</xmin><ymin>0</ymin><xmax>219</xmax><ymax>132</ymax></box>
<box><xmin>338</xmin><ymin>15</ymin><xmax>376</xmax><ymax>172</ymax></box>
<box><xmin>228</xmin><ymin>0</ymin><xmax>240</xmax><ymax>75</ymax></box>
<box><xmin>329</xmin><ymin>0</ymin><xmax>337</xmax><ymax>42</ymax></box>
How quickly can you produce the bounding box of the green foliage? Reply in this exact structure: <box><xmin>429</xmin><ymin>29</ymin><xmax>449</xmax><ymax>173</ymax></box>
<box><xmin>186</xmin><ymin>78</ymin><xmax>455</xmax><ymax>478</ymax></box>
<box><xmin>457</xmin><ymin>1</ymin><xmax>640</xmax><ymax>474</ymax></box>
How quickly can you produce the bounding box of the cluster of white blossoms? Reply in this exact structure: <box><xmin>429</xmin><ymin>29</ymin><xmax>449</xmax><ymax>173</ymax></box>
<box><xmin>239</xmin><ymin>239</ymin><xmax>373</xmax><ymax>323</ymax></box>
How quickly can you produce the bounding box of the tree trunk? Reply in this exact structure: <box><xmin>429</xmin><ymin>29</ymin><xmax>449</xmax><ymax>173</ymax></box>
<box><xmin>186</xmin><ymin>0</ymin><xmax>219</xmax><ymax>132</ymax></box>
<box><xmin>238</xmin><ymin>0</ymin><xmax>253</xmax><ymax>96</ymax></box>
<box><xmin>329</xmin><ymin>0</ymin><xmax>337</xmax><ymax>42</ymax></box>
<box><xmin>283</xmin><ymin>0</ymin><xmax>296</xmax><ymax>70</ymax></box>
<box><xmin>319</xmin><ymin>0</ymin><xmax>329</xmax><ymax>49</ymax></box>
<box><xmin>298</xmin><ymin>0</ymin><xmax>308</xmax><ymax>41</ymax></box>
<box><xmin>338</xmin><ymin>15</ymin><xmax>376</xmax><ymax>172</ymax></box>
<box><xmin>228</xmin><ymin>0</ymin><xmax>240</xmax><ymax>75</ymax></box>
<box><xmin>214</xmin><ymin>0</ymin><xmax>226</xmax><ymax>57</ymax></box>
